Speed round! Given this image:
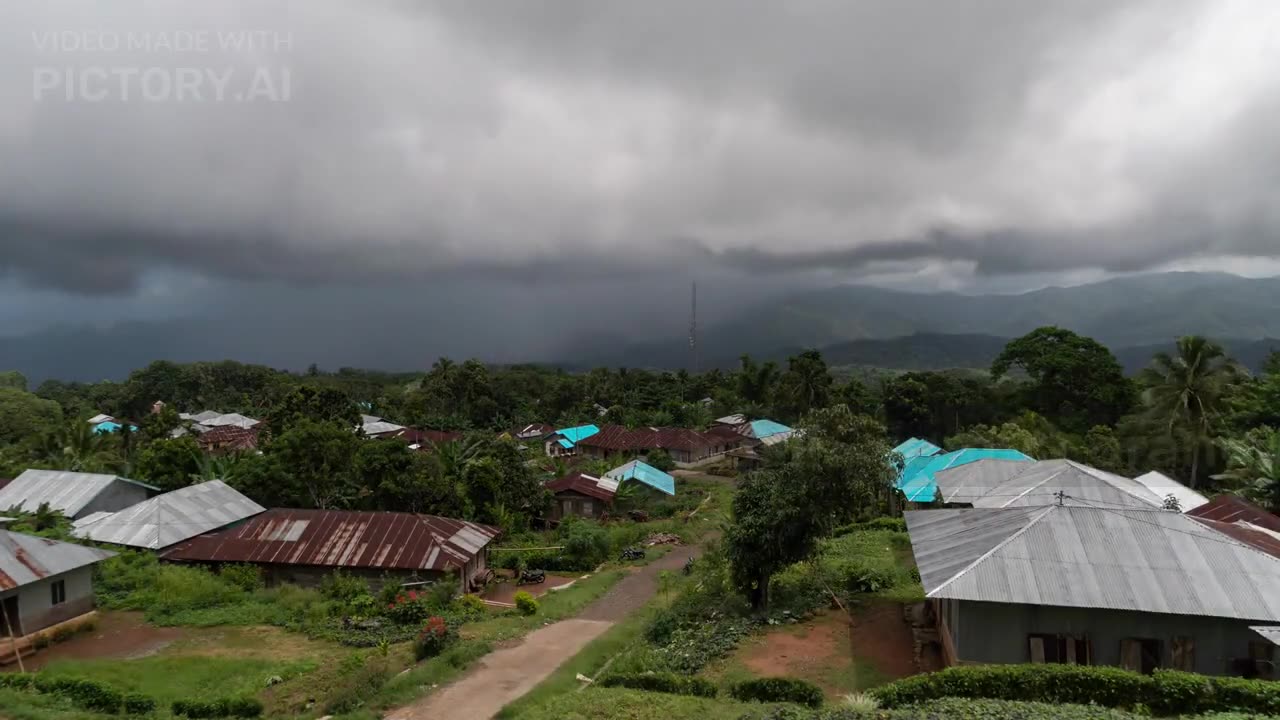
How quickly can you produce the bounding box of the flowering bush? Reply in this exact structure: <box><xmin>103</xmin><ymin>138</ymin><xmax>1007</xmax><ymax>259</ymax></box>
<box><xmin>414</xmin><ymin>616</ymin><xmax>452</xmax><ymax>660</ymax></box>
<box><xmin>385</xmin><ymin>589</ymin><xmax>433</xmax><ymax>624</ymax></box>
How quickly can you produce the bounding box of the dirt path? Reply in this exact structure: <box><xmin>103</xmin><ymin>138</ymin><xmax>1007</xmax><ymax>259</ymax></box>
<box><xmin>385</xmin><ymin>544</ymin><xmax>699</xmax><ymax>720</ymax></box>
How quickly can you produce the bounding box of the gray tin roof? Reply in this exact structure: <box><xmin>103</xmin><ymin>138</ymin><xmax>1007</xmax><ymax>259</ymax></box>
<box><xmin>72</xmin><ymin>480</ymin><xmax>265</xmax><ymax>550</ymax></box>
<box><xmin>934</xmin><ymin>459</ymin><xmax>1163</xmax><ymax>509</ymax></box>
<box><xmin>906</xmin><ymin>505</ymin><xmax>1280</xmax><ymax>622</ymax></box>
<box><xmin>0</xmin><ymin>530</ymin><xmax>115</xmax><ymax>590</ymax></box>
<box><xmin>0</xmin><ymin>470</ymin><xmax>158</xmax><ymax>518</ymax></box>
<box><xmin>1252</xmin><ymin>626</ymin><xmax>1280</xmax><ymax>646</ymax></box>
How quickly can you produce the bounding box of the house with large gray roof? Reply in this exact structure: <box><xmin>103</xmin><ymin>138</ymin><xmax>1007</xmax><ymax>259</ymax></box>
<box><xmin>906</xmin><ymin>504</ymin><xmax>1280</xmax><ymax>677</ymax></box>
<box><xmin>72</xmin><ymin>480</ymin><xmax>265</xmax><ymax>551</ymax></box>
<box><xmin>0</xmin><ymin>470</ymin><xmax>159</xmax><ymax>520</ymax></box>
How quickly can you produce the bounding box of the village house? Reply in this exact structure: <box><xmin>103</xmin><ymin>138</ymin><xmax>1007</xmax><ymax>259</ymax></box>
<box><xmin>544</xmin><ymin>424</ymin><xmax>600</xmax><ymax>458</ymax></box>
<box><xmin>0</xmin><ymin>528</ymin><xmax>115</xmax><ymax>659</ymax></box>
<box><xmin>196</xmin><ymin>424</ymin><xmax>261</xmax><ymax>453</ymax></box>
<box><xmin>906</xmin><ymin>504</ymin><xmax>1280</xmax><ymax>677</ymax></box>
<box><xmin>162</xmin><ymin>509</ymin><xmax>500</xmax><ymax>592</ymax></box>
<box><xmin>546</xmin><ymin>471</ymin><xmax>617</xmax><ymax>521</ymax></box>
<box><xmin>573</xmin><ymin>424</ymin><xmax>739</xmax><ymax>467</ymax></box>
<box><xmin>0</xmin><ymin>469</ymin><xmax>159</xmax><ymax>521</ymax></box>
<box><xmin>931</xmin><ymin>458</ymin><xmax>1172</xmax><ymax>509</ymax></box>
<box><xmin>72</xmin><ymin>480</ymin><xmax>265</xmax><ymax>551</ymax></box>
<box><xmin>895</xmin><ymin>444</ymin><xmax>1035</xmax><ymax>504</ymax></box>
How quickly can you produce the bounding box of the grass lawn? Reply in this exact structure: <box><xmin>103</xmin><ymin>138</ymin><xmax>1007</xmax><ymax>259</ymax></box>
<box><xmin>505</xmin><ymin>687</ymin><xmax>773</xmax><ymax>720</ymax></box>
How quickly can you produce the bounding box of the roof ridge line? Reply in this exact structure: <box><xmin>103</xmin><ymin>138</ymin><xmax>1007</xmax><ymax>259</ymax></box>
<box><xmin>1065</xmin><ymin>459</ymin><xmax>1162</xmax><ymax>507</ymax></box>
<box><xmin>927</xmin><ymin>505</ymin><xmax>1057</xmax><ymax>598</ymax></box>
<box><xmin>997</xmin><ymin>465</ymin><xmax>1069</xmax><ymax>508</ymax></box>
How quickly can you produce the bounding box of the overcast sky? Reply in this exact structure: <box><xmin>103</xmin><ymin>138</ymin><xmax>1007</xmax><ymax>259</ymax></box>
<box><xmin>4</xmin><ymin>1</ymin><xmax>1280</xmax><ymax>351</ymax></box>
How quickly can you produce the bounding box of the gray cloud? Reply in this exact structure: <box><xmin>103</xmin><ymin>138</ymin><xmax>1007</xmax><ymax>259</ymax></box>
<box><xmin>2</xmin><ymin>0</ymin><xmax>1280</xmax><ymax>297</ymax></box>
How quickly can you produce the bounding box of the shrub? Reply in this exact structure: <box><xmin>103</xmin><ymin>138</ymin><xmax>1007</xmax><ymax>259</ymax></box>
<box><xmin>123</xmin><ymin>692</ymin><xmax>158</xmax><ymax>715</ymax></box>
<box><xmin>730</xmin><ymin>677</ymin><xmax>825</xmax><ymax>708</ymax></box>
<box><xmin>645</xmin><ymin>449</ymin><xmax>677</xmax><ymax>472</ymax></box>
<box><xmin>225</xmin><ymin>697</ymin><xmax>264</xmax><ymax>718</ymax></box>
<box><xmin>514</xmin><ymin>591</ymin><xmax>539</xmax><ymax>616</ymax></box>
<box><xmin>33</xmin><ymin>676</ymin><xmax>124</xmax><ymax>713</ymax></box>
<box><xmin>813</xmin><ymin>698</ymin><xmax>1161</xmax><ymax>719</ymax></box>
<box><xmin>872</xmin><ymin>664</ymin><xmax>1157</xmax><ymax>710</ymax></box>
<box><xmin>427</xmin><ymin>575</ymin><xmax>460</xmax><ymax>608</ymax></box>
<box><xmin>414</xmin><ymin>616</ymin><xmax>453</xmax><ymax>660</ymax></box>
<box><xmin>319</xmin><ymin>570</ymin><xmax>370</xmax><ymax>603</ymax></box>
<box><xmin>1206</xmin><ymin>674</ymin><xmax>1280</xmax><ymax>716</ymax></box>
<box><xmin>451</xmin><ymin>593</ymin><xmax>487</xmax><ymax>619</ymax></box>
<box><xmin>598</xmin><ymin>672</ymin><xmax>718</xmax><ymax>698</ymax></box>
<box><xmin>655</xmin><ymin>616</ymin><xmax>754</xmax><ymax>673</ymax></box>
<box><xmin>219</xmin><ymin>564</ymin><xmax>263</xmax><ymax>592</ymax></box>
<box><xmin>171</xmin><ymin>696</ymin><xmax>263</xmax><ymax>718</ymax></box>
<box><xmin>841</xmin><ymin>691</ymin><xmax>880</xmax><ymax>712</ymax></box>
<box><xmin>0</xmin><ymin>673</ymin><xmax>35</xmax><ymax>690</ymax></box>
<box><xmin>562</xmin><ymin>520</ymin><xmax>611</xmax><ymax>568</ymax></box>
<box><xmin>323</xmin><ymin>654</ymin><xmax>391</xmax><ymax>715</ymax></box>
<box><xmin>385</xmin><ymin>588</ymin><xmax>434</xmax><ymax>624</ymax></box>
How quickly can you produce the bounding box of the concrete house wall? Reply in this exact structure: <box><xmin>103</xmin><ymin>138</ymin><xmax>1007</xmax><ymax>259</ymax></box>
<box><xmin>1</xmin><ymin>566</ymin><xmax>96</xmax><ymax>636</ymax></box>
<box><xmin>75</xmin><ymin>480</ymin><xmax>151</xmax><ymax>519</ymax></box>
<box><xmin>942</xmin><ymin>599</ymin><xmax>1271</xmax><ymax>677</ymax></box>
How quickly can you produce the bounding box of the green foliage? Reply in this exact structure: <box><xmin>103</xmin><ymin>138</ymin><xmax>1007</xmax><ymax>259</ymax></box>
<box><xmin>514</xmin><ymin>591</ymin><xmax>539</xmax><ymax>616</ymax></box>
<box><xmin>834</xmin><ymin>518</ymin><xmax>906</xmax><ymax>534</ymax></box>
<box><xmin>809</xmin><ymin>698</ymin><xmax>1162</xmax><ymax>719</ymax></box>
<box><xmin>217</xmin><ymin>564</ymin><xmax>263</xmax><ymax>593</ymax></box>
<box><xmin>730</xmin><ymin>677</ymin><xmax>825</xmax><ymax>708</ymax></box>
<box><xmin>777</xmin><ymin>350</ymin><xmax>834</xmax><ymax>420</ymax></box>
<box><xmin>646</xmin><ymin>448</ymin><xmax>677</xmax><ymax>472</ymax></box>
<box><xmin>1215</xmin><ymin>427</ymin><xmax>1280</xmax><ymax>511</ymax></box>
<box><xmin>993</xmin><ymin>326</ymin><xmax>1135</xmax><ymax>433</ymax></box>
<box><xmin>132</xmin><ymin>436</ymin><xmax>201</xmax><ymax>491</ymax></box>
<box><xmin>318</xmin><ymin>569</ymin><xmax>370</xmax><ymax>603</ymax></box>
<box><xmin>322</xmin><ymin>654</ymin><xmax>392</xmax><ymax>715</ymax></box>
<box><xmin>0</xmin><ymin>385</ymin><xmax>63</xmax><ymax>446</ymax></box>
<box><xmin>655</xmin><ymin>615</ymin><xmax>755</xmax><ymax>673</ymax></box>
<box><xmin>123</xmin><ymin>692</ymin><xmax>158</xmax><ymax>715</ymax></box>
<box><xmin>870</xmin><ymin>664</ymin><xmax>1280</xmax><ymax>716</ymax></box>
<box><xmin>266</xmin><ymin>385</ymin><xmax>360</xmax><ymax>439</ymax></box>
<box><xmin>171</xmin><ymin>697</ymin><xmax>263</xmax><ymax>718</ymax></box>
<box><xmin>562</xmin><ymin>519</ymin><xmax>612</xmax><ymax>568</ymax></box>
<box><xmin>451</xmin><ymin>593</ymin><xmax>487</xmax><ymax>618</ymax></box>
<box><xmin>413</xmin><ymin>616</ymin><xmax>454</xmax><ymax>660</ymax></box>
<box><xmin>31</xmin><ymin>675</ymin><xmax>126</xmax><ymax>713</ymax></box>
<box><xmin>598</xmin><ymin>672</ymin><xmax>719</xmax><ymax>698</ymax></box>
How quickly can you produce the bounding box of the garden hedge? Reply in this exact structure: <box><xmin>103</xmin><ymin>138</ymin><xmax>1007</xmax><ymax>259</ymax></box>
<box><xmin>172</xmin><ymin>696</ymin><xmax>264</xmax><ymax>718</ymax></box>
<box><xmin>598</xmin><ymin>672</ymin><xmax>719</xmax><ymax>698</ymax></box>
<box><xmin>32</xmin><ymin>676</ymin><xmax>125</xmax><ymax>713</ymax></box>
<box><xmin>871</xmin><ymin>664</ymin><xmax>1280</xmax><ymax>716</ymax></box>
<box><xmin>731</xmin><ymin>677</ymin><xmax>825</xmax><ymax>708</ymax></box>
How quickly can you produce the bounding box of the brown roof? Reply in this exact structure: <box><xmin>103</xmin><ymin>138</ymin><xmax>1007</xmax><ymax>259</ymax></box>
<box><xmin>382</xmin><ymin>428</ymin><xmax>464</xmax><ymax>447</ymax></box>
<box><xmin>576</xmin><ymin>424</ymin><xmax>718</xmax><ymax>453</ymax></box>
<box><xmin>161</xmin><ymin>508</ymin><xmax>499</xmax><ymax>571</ymax></box>
<box><xmin>1191</xmin><ymin>518</ymin><xmax>1280</xmax><ymax>559</ymax></box>
<box><xmin>545</xmin><ymin>472</ymin><xmax>615</xmax><ymax>503</ymax></box>
<box><xmin>1187</xmin><ymin>495</ymin><xmax>1280</xmax><ymax>534</ymax></box>
<box><xmin>197</xmin><ymin>425</ymin><xmax>261</xmax><ymax>452</ymax></box>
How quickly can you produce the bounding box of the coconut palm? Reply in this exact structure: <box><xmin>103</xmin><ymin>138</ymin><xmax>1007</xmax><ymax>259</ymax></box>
<box><xmin>1138</xmin><ymin>336</ymin><xmax>1244</xmax><ymax>487</ymax></box>
<box><xmin>36</xmin><ymin>421</ymin><xmax>116</xmax><ymax>472</ymax></box>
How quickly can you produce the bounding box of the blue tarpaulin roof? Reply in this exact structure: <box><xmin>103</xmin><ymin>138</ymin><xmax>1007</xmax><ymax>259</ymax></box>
<box><xmin>897</xmin><ymin>448</ymin><xmax>1034</xmax><ymax>503</ymax></box>
<box><xmin>893</xmin><ymin>437</ymin><xmax>942</xmax><ymax>461</ymax></box>
<box><xmin>554</xmin><ymin>424</ymin><xmax>600</xmax><ymax>447</ymax></box>
<box><xmin>605</xmin><ymin>460</ymin><xmax>676</xmax><ymax>496</ymax></box>
<box><xmin>92</xmin><ymin>421</ymin><xmax>136</xmax><ymax>434</ymax></box>
<box><xmin>749</xmin><ymin>419</ymin><xmax>791</xmax><ymax>439</ymax></box>
<box><xmin>557</xmin><ymin>438</ymin><xmax>574</xmax><ymax>449</ymax></box>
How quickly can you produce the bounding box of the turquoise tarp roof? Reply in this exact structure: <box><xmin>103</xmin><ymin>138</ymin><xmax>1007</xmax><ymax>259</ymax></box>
<box><xmin>897</xmin><ymin>448</ymin><xmax>1034</xmax><ymax>503</ymax></box>
<box><xmin>749</xmin><ymin>419</ymin><xmax>791</xmax><ymax>439</ymax></box>
<box><xmin>554</xmin><ymin>424</ymin><xmax>600</xmax><ymax>447</ymax></box>
<box><xmin>557</xmin><ymin>438</ymin><xmax>574</xmax><ymax>449</ymax></box>
<box><xmin>893</xmin><ymin>437</ymin><xmax>942</xmax><ymax>461</ymax></box>
<box><xmin>606</xmin><ymin>460</ymin><xmax>676</xmax><ymax>496</ymax></box>
<box><xmin>92</xmin><ymin>421</ymin><xmax>136</xmax><ymax>434</ymax></box>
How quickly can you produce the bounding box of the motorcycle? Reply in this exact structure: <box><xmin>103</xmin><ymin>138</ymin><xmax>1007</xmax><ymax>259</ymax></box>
<box><xmin>519</xmin><ymin>569</ymin><xmax>546</xmax><ymax>585</ymax></box>
<box><xmin>620</xmin><ymin>546</ymin><xmax>645</xmax><ymax>562</ymax></box>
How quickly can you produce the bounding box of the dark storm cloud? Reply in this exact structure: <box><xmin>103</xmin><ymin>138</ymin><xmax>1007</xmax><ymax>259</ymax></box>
<box><xmin>2</xmin><ymin>0</ymin><xmax>1280</xmax><ymax>296</ymax></box>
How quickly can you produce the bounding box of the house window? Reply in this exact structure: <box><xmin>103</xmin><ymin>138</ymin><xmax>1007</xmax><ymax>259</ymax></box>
<box><xmin>1028</xmin><ymin>634</ymin><xmax>1090</xmax><ymax>665</ymax></box>
<box><xmin>561</xmin><ymin>499</ymin><xmax>573</xmax><ymax>517</ymax></box>
<box><xmin>1120</xmin><ymin>638</ymin><xmax>1162</xmax><ymax>674</ymax></box>
<box><xmin>582</xmin><ymin>500</ymin><xmax>595</xmax><ymax>517</ymax></box>
<box><xmin>50</xmin><ymin>579</ymin><xmax>66</xmax><ymax>606</ymax></box>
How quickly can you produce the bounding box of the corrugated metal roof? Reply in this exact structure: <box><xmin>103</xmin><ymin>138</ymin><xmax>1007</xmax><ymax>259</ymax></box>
<box><xmin>934</xmin><ymin>459</ymin><xmax>1162</xmax><ymax>509</ymax></box>
<box><xmin>893</xmin><ymin>437</ymin><xmax>942</xmax><ymax>461</ymax></box>
<box><xmin>546</xmin><ymin>472</ymin><xmax>616</xmax><ymax>502</ymax></box>
<box><xmin>161</xmin><ymin>509</ymin><xmax>500</xmax><ymax>571</ymax></box>
<box><xmin>898</xmin><ymin>449</ymin><xmax>1035</xmax><ymax>502</ymax></box>
<box><xmin>606</xmin><ymin>460</ymin><xmax>676</xmax><ymax>496</ymax></box>
<box><xmin>1133</xmin><ymin>471</ymin><xmax>1208</xmax><ymax>511</ymax></box>
<box><xmin>181</xmin><ymin>410</ymin><xmax>223</xmax><ymax>423</ymax></box>
<box><xmin>1192</xmin><ymin>518</ymin><xmax>1280</xmax><ymax>559</ymax></box>
<box><xmin>362</xmin><ymin>420</ymin><xmax>406</xmax><ymax>436</ymax></box>
<box><xmin>906</xmin><ymin>505</ymin><xmax>1280</xmax><ymax>621</ymax></box>
<box><xmin>1252</xmin><ymin>626</ymin><xmax>1280</xmax><ymax>646</ymax></box>
<box><xmin>1188</xmin><ymin>495</ymin><xmax>1280</xmax><ymax>534</ymax></box>
<box><xmin>747</xmin><ymin>419</ymin><xmax>791</xmax><ymax>440</ymax></box>
<box><xmin>715</xmin><ymin>414</ymin><xmax>747</xmax><ymax>425</ymax></box>
<box><xmin>0</xmin><ymin>470</ymin><xmax>159</xmax><ymax>518</ymax></box>
<box><xmin>554</xmin><ymin>424</ymin><xmax>600</xmax><ymax>446</ymax></box>
<box><xmin>0</xmin><ymin>530</ymin><xmax>115</xmax><ymax>590</ymax></box>
<box><xmin>201</xmin><ymin>413</ymin><xmax>260</xmax><ymax>429</ymax></box>
<box><xmin>72</xmin><ymin>480</ymin><xmax>265</xmax><ymax>550</ymax></box>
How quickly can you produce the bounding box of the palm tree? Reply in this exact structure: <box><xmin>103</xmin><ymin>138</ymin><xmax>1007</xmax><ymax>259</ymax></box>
<box><xmin>1214</xmin><ymin>430</ymin><xmax>1280</xmax><ymax>512</ymax></box>
<box><xmin>37</xmin><ymin>421</ymin><xmax>116</xmax><ymax>473</ymax></box>
<box><xmin>1139</xmin><ymin>336</ymin><xmax>1243</xmax><ymax>487</ymax></box>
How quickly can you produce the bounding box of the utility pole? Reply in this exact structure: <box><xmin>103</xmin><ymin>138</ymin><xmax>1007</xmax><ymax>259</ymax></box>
<box><xmin>688</xmin><ymin>281</ymin><xmax>698</xmax><ymax>373</ymax></box>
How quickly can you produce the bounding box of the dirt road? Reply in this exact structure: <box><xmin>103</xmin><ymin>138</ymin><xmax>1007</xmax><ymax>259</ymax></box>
<box><xmin>385</xmin><ymin>545</ymin><xmax>699</xmax><ymax>720</ymax></box>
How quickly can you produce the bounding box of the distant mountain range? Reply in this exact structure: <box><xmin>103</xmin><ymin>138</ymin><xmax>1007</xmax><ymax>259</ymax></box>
<box><xmin>579</xmin><ymin>272</ymin><xmax>1280</xmax><ymax>372</ymax></box>
<box><xmin>3</xmin><ymin>272</ymin><xmax>1279</xmax><ymax>383</ymax></box>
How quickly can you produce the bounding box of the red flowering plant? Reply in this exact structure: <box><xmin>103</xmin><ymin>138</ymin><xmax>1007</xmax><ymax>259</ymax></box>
<box><xmin>385</xmin><ymin>589</ymin><xmax>433</xmax><ymax>625</ymax></box>
<box><xmin>414</xmin><ymin>616</ymin><xmax>453</xmax><ymax>660</ymax></box>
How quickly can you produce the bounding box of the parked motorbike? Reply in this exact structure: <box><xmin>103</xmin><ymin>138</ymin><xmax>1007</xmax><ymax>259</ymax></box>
<box><xmin>620</xmin><ymin>546</ymin><xmax>645</xmax><ymax>561</ymax></box>
<box><xmin>519</xmin><ymin>569</ymin><xmax>546</xmax><ymax>585</ymax></box>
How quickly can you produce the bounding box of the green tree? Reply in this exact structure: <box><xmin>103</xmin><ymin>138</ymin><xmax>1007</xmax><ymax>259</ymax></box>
<box><xmin>726</xmin><ymin>408</ymin><xmax>894</xmax><ymax>608</ymax></box>
<box><xmin>268</xmin><ymin>386</ymin><xmax>360</xmax><ymax>439</ymax></box>
<box><xmin>1079</xmin><ymin>425</ymin><xmax>1124</xmax><ymax>473</ymax></box>
<box><xmin>992</xmin><ymin>327</ymin><xmax>1134</xmax><ymax>432</ymax></box>
<box><xmin>35</xmin><ymin>421</ymin><xmax>117</xmax><ymax>473</ymax></box>
<box><xmin>1214</xmin><ymin>427</ymin><xmax>1280</xmax><ymax>512</ymax></box>
<box><xmin>946</xmin><ymin>421</ymin><xmax>1040</xmax><ymax>457</ymax></box>
<box><xmin>138</xmin><ymin>404</ymin><xmax>182</xmax><ymax>443</ymax></box>
<box><xmin>266</xmin><ymin>419</ymin><xmax>362</xmax><ymax>508</ymax></box>
<box><xmin>645</xmin><ymin>449</ymin><xmax>676</xmax><ymax>472</ymax></box>
<box><xmin>835</xmin><ymin>378</ymin><xmax>879</xmax><ymax>417</ymax></box>
<box><xmin>736</xmin><ymin>355</ymin><xmax>780</xmax><ymax>413</ymax></box>
<box><xmin>133</xmin><ymin>436</ymin><xmax>202</xmax><ymax>491</ymax></box>
<box><xmin>777</xmin><ymin>350</ymin><xmax>833</xmax><ymax>420</ymax></box>
<box><xmin>1138</xmin><ymin>336</ymin><xmax>1244</xmax><ymax>487</ymax></box>
<box><xmin>0</xmin><ymin>371</ymin><xmax>27</xmax><ymax>391</ymax></box>
<box><xmin>0</xmin><ymin>387</ymin><xmax>63</xmax><ymax>445</ymax></box>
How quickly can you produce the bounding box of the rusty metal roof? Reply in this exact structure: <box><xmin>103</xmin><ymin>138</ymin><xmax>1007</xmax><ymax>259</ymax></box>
<box><xmin>1192</xmin><ymin>518</ymin><xmax>1280</xmax><ymax>559</ymax></box>
<box><xmin>161</xmin><ymin>509</ymin><xmax>500</xmax><ymax>572</ymax></box>
<box><xmin>1187</xmin><ymin>495</ymin><xmax>1280</xmax><ymax>534</ymax></box>
<box><xmin>0</xmin><ymin>530</ymin><xmax>115</xmax><ymax>591</ymax></box>
<box><xmin>546</xmin><ymin>472</ymin><xmax>616</xmax><ymax>502</ymax></box>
